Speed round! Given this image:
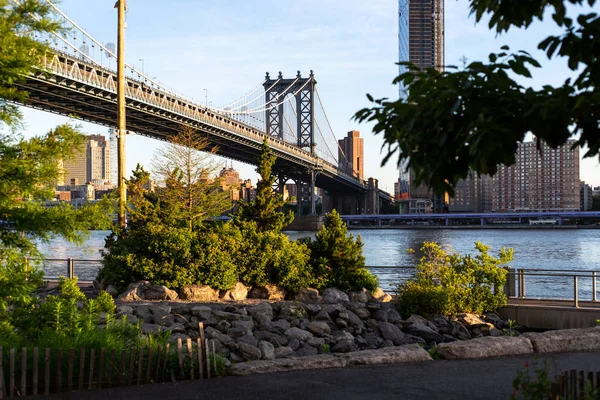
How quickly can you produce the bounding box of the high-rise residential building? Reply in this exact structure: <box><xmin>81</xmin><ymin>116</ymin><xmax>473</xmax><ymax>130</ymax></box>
<box><xmin>492</xmin><ymin>140</ymin><xmax>580</xmax><ymax>212</ymax></box>
<box><xmin>63</xmin><ymin>134</ymin><xmax>111</xmax><ymax>186</ymax></box>
<box><xmin>219</xmin><ymin>164</ymin><xmax>241</xmax><ymax>190</ymax></box>
<box><xmin>338</xmin><ymin>130</ymin><xmax>364</xmax><ymax>180</ymax></box>
<box><xmin>399</xmin><ymin>0</ymin><xmax>445</xmax><ymax>203</ymax></box>
<box><xmin>581</xmin><ymin>182</ymin><xmax>593</xmax><ymax>211</ymax></box>
<box><xmin>109</xmin><ymin>128</ymin><xmax>118</xmax><ymax>186</ymax></box>
<box><xmin>447</xmin><ymin>171</ymin><xmax>493</xmax><ymax>213</ymax></box>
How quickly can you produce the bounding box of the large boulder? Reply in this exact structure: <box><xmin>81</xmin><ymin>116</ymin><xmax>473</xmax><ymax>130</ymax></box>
<box><xmin>321</xmin><ymin>288</ymin><xmax>350</xmax><ymax>303</ymax></box>
<box><xmin>231</xmin><ymin>354</ymin><xmax>345</xmax><ymax>375</ymax></box>
<box><xmin>284</xmin><ymin>327</ymin><xmax>314</xmax><ymax>342</ymax></box>
<box><xmin>405</xmin><ymin>323</ymin><xmax>445</xmax><ymax>344</ymax></box>
<box><xmin>523</xmin><ymin>327</ymin><xmax>600</xmax><ymax>353</ymax></box>
<box><xmin>306</xmin><ymin>321</ymin><xmax>331</xmax><ymax>337</ymax></box>
<box><xmin>118</xmin><ymin>281</ymin><xmax>148</xmax><ymax>301</ymax></box>
<box><xmin>258</xmin><ymin>341</ymin><xmax>276</xmax><ymax>360</ymax></box>
<box><xmin>180</xmin><ymin>284</ymin><xmax>219</xmax><ymax>301</ymax></box>
<box><xmin>371</xmin><ymin>287</ymin><xmax>393</xmax><ymax>303</ymax></box>
<box><xmin>237</xmin><ymin>343</ymin><xmax>262</xmax><ymax>361</ymax></box>
<box><xmin>247</xmin><ymin>302</ymin><xmax>274</xmax><ymax>321</ymax></box>
<box><xmin>142</xmin><ymin>284</ymin><xmax>178</xmax><ymax>301</ymax></box>
<box><xmin>438</xmin><ymin>336</ymin><xmax>534</xmax><ymax>359</ymax></box>
<box><xmin>293</xmin><ymin>288</ymin><xmax>321</xmax><ymax>303</ymax></box>
<box><xmin>348</xmin><ymin>289</ymin><xmax>370</xmax><ymax>303</ymax></box>
<box><xmin>339</xmin><ymin>344</ymin><xmax>433</xmax><ymax>366</ymax></box>
<box><xmin>457</xmin><ymin>313</ymin><xmax>488</xmax><ymax>329</ymax></box>
<box><xmin>248</xmin><ymin>284</ymin><xmax>287</xmax><ymax>301</ymax></box>
<box><xmin>221</xmin><ymin>282</ymin><xmax>249</xmax><ymax>301</ymax></box>
<box><xmin>378</xmin><ymin>322</ymin><xmax>405</xmax><ymax>344</ymax></box>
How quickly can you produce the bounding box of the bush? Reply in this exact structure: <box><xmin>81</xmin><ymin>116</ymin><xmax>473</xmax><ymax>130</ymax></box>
<box><xmin>396</xmin><ymin>242</ymin><xmax>512</xmax><ymax>317</ymax></box>
<box><xmin>302</xmin><ymin>210</ymin><xmax>378</xmax><ymax>292</ymax></box>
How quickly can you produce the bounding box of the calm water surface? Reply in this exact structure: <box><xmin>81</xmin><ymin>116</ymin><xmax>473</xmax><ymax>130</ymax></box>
<box><xmin>37</xmin><ymin>229</ymin><xmax>600</xmax><ymax>299</ymax></box>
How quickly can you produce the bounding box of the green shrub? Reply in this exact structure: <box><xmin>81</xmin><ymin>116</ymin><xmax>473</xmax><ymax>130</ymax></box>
<box><xmin>396</xmin><ymin>242</ymin><xmax>512</xmax><ymax>317</ymax></box>
<box><xmin>302</xmin><ymin>210</ymin><xmax>378</xmax><ymax>292</ymax></box>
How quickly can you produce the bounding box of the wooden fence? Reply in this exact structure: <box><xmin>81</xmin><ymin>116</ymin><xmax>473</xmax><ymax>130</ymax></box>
<box><xmin>0</xmin><ymin>324</ymin><xmax>218</xmax><ymax>398</ymax></box>
<box><xmin>551</xmin><ymin>370</ymin><xmax>600</xmax><ymax>399</ymax></box>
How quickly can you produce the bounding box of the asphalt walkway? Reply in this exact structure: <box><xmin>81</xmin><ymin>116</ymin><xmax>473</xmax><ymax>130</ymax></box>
<box><xmin>43</xmin><ymin>351</ymin><xmax>600</xmax><ymax>400</ymax></box>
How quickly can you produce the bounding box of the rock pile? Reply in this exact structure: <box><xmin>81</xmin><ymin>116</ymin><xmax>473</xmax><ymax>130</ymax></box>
<box><xmin>116</xmin><ymin>285</ymin><xmax>514</xmax><ymax>364</ymax></box>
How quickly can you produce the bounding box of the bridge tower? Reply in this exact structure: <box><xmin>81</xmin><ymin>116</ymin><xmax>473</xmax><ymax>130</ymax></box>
<box><xmin>264</xmin><ymin>71</ymin><xmax>319</xmax><ymax>217</ymax></box>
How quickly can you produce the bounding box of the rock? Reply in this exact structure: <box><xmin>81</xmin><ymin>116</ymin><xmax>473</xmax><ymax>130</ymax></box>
<box><xmin>371</xmin><ymin>287</ymin><xmax>393</xmax><ymax>302</ymax></box>
<box><xmin>483</xmin><ymin>312</ymin><xmax>505</xmax><ymax>329</ymax></box>
<box><xmin>168</xmin><ymin>323</ymin><xmax>186</xmax><ymax>334</ymax></box>
<box><xmin>180</xmin><ymin>284</ymin><xmax>219</xmax><ymax>301</ymax></box>
<box><xmin>258</xmin><ymin>341</ymin><xmax>276</xmax><ymax>360</ymax></box>
<box><xmin>287</xmin><ymin>338</ymin><xmax>301</xmax><ymax>351</ymax></box>
<box><xmin>321</xmin><ymin>288</ymin><xmax>350</xmax><ymax>303</ymax></box>
<box><xmin>313</xmin><ymin>309</ymin><xmax>334</xmax><ymax>323</ymax></box>
<box><xmin>274</xmin><ymin>346</ymin><xmax>295</xmax><ymax>359</ymax></box>
<box><xmin>227</xmin><ymin>327</ymin><xmax>249</xmax><ymax>339</ymax></box>
<box><xmin>232</xmin><ymin>320</ymin><xmax>255</xmax><ymax>333</ymax></box>
<box><xmin>348</xmin><ymin>289</ymin><xmax>369</xmax><ymax>303</ymax></box>
<box><xmin>293</xmin><ymin>288</ymin><xmax>321</xmax><ymax>303</ymax></box>
<box><xmin>407</xmin><ymin>315</ymin><xmax>429</xmax><ymax>325</ymax></box>
<box><xmin>296</xmin><ymin>343</ymin><xmax>318</xmax><ymax>357</ymax></box>
<box><xmin>405</xmin><ymin>324</ymin><xmax>445</xmax><ymax>344</ymax></box>
<box><xmin>379</xmin><ymin>322</ymin><xmax>405</xmax><ymax>344</ymax></box>
<box><xmin>345</xmin><ymin>310</ymin><xmax>365</xmax><ymax>330</ymax></box>
<box><xmin>340</xmin><ymin>344</ymin><xmax>433</xmax><ymax>366</ymax></box>
<box><xmin>116</xmin><ymin>305</ymin><xmax>133</xmax><ymax>315</ymax></box>
<box><xmin>216</xmin><ymin>320</ymin><xmax>232</xmax><ymax>333</ymax></box>
<box><xmin>191</xmin><ymin>306</ymin><xmax>213</xmax><ymax>320</ymax></box>
<box><xmin>150</xmin><ymin>305</ymin><xmax>174</xmax><ymax>326</ymax></box>
<box><xmin>523</xmin><ymin>327</ymin><xmax>600</xmax><ymax>353</ymax></box>
<box><xmin>214</xmin><ymin>310</ymin><xmax>252</xmax><ymax>322</ymax></box>
<box><xmin>247</xmin><ymin>302</ymin><xmax>274</xmax><ymax>321</ymax></box>
<box><xmin>221</xmin><ymin>282</ymin><xmax>249</xmax><ymax>301</ymax></box>
<box><xmin>284</xmin><ymin>327</ymin><xmax>314</xmax><ymax>342</ymax></box>
<box><xmin>105</xmin><ymin>285</ymin><xmax>119</xmax><ymax>297</ymax></box>
<box><xmin>331</xmin><ymin>330</ymin><xmax>355</xmax><ymax>343</ymax></box>
<box><xmin>167</xmin><ymin>333</ymin><xmax>190</xmax><ymax>343</ymax></box>
<box><xmin>238</xmin><ymin>343</ymin><xmax>262</xmax><ymax>361</ymax></box>
<box><xmin>335</xmin><ymin>319</ymin><xmax>348</xmax><ymax>329</ymax></box>
<box><xmin>142</xmin><ymin>285</ymin><xmax>178</xmax><ymax>301</ymax></box>
<box><xmin>386</xmin><ymin>309</ymin><xmax>403</xmax><ymax>324</ymax></box>
<box><xmin>118</xmin><ymin>281</ymin><xmax>146</xmax><ymax>301</ymax></box>
<box><xmin>270</xmin><ymin>319</ymin><xmax>291</xmax><ymax>335</ymax></box>
<box><xmin>254</xmin><ymin>330</ymin><xmax>288</xmax><ymax>347</ymax></box>
<box><xmin>438</xmin><ymin>336</ymin><xmax>534</xmax><ymax>359</ymax></box>
<box><xmin>231</xmin><ymin>354</ymin><xmax>345</xmax><ymax>376</ymax></box>
<box><xmin>305</xmin><ymin>304</ymin><xmax>323</xmax><ymax>316</ymax></box>
<box><xmin>457</xmin><ymin>313</ymin><xmax>488</xmax><ymax>329</ymax></box>
<box><xmin>278</xmin><ymin>304</ymin><xmax>307</xmax><ymax>321</ymax></box>
<box><xmin>248</xmin><ymin>284</ymin><xmax>287</xmax><ymax>300</ymax></box>
<box><xmin>331</xmin><ymin>340</ymin><xmax>357</xmax><ymax>353</ymax></box>
<box><xmin>307</xmin><ymin>337</ymin><xmax>325</xmax><ymax>348</ymax></box>
<box><xmin>237</xmin><ymin>334</ymin><xmax>259</xmax><ymax>348</ymax></box>
<box><xmin>133</xmin><ymin>307</ymin><xmax>154</xmax><ymax>323</ymax></box>
<box><xmin>307</xmin><ymin>321</ymin><xmax>331</xmax><ymax>337</ymax></box>
<box><xmin>404</xmin><ymin>334</ymin><xmax>426</xmax><ymax>345</ymax></box>
<box><xmin>141</xmin><ymin>323</ymin><xmax>163</xmax><ymax>334</ymax></box>
<box><xmin>371</xmin><ymin>309</ymin><xmax>388</xmax><ymax>322</ymax></box>
<box><xmin>254</xmin><ymin>314</ymin><xmax>272</xmax><ymax>331</ymax></box>
<box><xmin>448</xmin><ymin>320</ymin><xmax>471</xmax><ymax>340</ymax></box>
<box><xmin>354</xmin><ymin>308</ymin><xmax>371</xmax><ymax>320</ymax></box>
<box><xmin>205</xmin><ymin>327</ymin><xmax>235</xmax><ymax>346</ymax></box>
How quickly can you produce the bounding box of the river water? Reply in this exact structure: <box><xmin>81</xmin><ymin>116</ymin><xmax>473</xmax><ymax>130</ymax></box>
<box><xmin>37</xmin><ymin>229</ymin><xmax>600</xmax><ymax>300</ymax></box>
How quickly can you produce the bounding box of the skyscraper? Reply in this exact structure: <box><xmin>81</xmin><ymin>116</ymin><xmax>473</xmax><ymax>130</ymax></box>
<box><xmin>399</xmin><ymin>0</ymin><xmax>445</xmax><ymax>209</ymax></box>
<box><xmin>338</xmin><ymin>130</ymin><xmax>364</xmax><ymax>181</ymax></box>
<box><xmin>63</xmin><ymin>134</ymin><xmax>111</xmax><ymax>186</ymax></box>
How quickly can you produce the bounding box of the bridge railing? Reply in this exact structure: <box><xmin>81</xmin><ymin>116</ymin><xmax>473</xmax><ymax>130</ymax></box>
<box><xmin>37</xmin><ymin>52</ymin><xmax>363</xmax><ymax>187</ymax></box>
<box><xmin>506</xmin><ymin>267</ymin><xmax>599</xmax><ymax>308</ymax></box>
<box><xmin>28</xmin><ymin>258</ymin><xmax>102</xmax><ymax>283</ymax></box>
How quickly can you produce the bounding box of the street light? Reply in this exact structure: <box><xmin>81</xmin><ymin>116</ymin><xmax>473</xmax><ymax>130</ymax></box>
<box><xmin>139</xmin><ymin>58</ymin><xmax>144</xmax><ymax>74</ymax></box>
<box><xmin>203</xmin><ymin>88</ymin><xmax>208</xmax><ymax>106</ymax></box>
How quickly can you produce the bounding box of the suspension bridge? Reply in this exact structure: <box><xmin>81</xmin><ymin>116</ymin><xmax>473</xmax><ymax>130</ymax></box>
<box><xmin>8</xmin><ymin>0</ymin><xmax>393</xmax><ymax>217</ymax></box>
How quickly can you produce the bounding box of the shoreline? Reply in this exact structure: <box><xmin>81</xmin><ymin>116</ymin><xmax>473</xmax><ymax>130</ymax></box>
<box><xmin>345</xmin><ymin>225</ymin><xmax>600</xmax><ymax>230</ymax></box>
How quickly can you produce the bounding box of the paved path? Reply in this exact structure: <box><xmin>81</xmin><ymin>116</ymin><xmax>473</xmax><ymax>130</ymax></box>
<box><xmin>44</xmin><ymin>351</ymin><xmax>600</xmax><ymax>400</ymax></box>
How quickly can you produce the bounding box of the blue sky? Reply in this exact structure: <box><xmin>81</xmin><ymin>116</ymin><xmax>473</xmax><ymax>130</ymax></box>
<box><xmin>18</xmin><ymin>0</ymin><xmax>600</xmax><ymax>191</ymax></box>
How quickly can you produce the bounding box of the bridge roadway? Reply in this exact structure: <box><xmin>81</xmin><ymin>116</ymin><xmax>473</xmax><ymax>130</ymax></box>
<box><xmin>14</xmin><ymin>52</ymin><xmax>364</xmax><ymax>194</ymax></box>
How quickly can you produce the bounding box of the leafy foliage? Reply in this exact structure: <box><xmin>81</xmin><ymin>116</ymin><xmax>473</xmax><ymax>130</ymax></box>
<box><xmin>509</xmin><ymin>361</ymin><xmax>552</xmax><ymax>400</ymax></box>
<box><xmin>354</xmin><ymin>0</ymin><xmax>599</xmax><ymax>195</ymax></box>
<box><xmin>301</xmin><ymin>210</ymin><xmax>378</xmax><ymax>292</ymax></box>
<box><xmin>396</xmin><ymin>242</ymin><xmax>512</xmax><ymax>317</ymax></box>
<box><xmin>0</xmin><ymin>0</ymin><xmax>63</xmax><ymax>127</ymax></box>
<box><xmin>234</xmin><ymin>137</ymin><xmax>293</xmax><ymax>232</ymax></box>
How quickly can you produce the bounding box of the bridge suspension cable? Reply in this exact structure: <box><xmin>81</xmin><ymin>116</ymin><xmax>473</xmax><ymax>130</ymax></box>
<box><xmin>315</xmin><ymin>87</ymin><xmax>350</xmax><ymax>167</ymax></box>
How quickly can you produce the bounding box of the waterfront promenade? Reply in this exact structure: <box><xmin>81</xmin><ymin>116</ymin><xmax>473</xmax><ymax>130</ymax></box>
<box><xmin>43</xmin><ymin>351</ymin><xmax>600</xmax><ymax>400</ymax></box>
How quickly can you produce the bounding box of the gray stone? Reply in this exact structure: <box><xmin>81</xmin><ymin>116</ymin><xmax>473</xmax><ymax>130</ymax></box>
<box><xmin>116</xmin><ymin>305</ymin><xmax>133</xmax><ymax>315</ymax></box>
<box><xmin>448</xmin><ymin>320</ymin><xmax>471</xmax><ymax>340</ymax></box>
<box><xmin>237</xmin><ymin>334</ymin><xmax>259</xmax><ymax>348</ymax></box>
<box><xmin>523</xmin><ymin>327</ymin><xmax>600</xmax><ymax>353</ymax></box>
<box><xmin>118</xmin><ymin>281</ymin><xmax>146</xmax><ymax>301</ymax></box>
<box><xmin>371</xmin><ymin>309</ymin><xmax>389</xmax><ymax>322</ymax></box>
<box><xmin>335</xmin><ymin>319</ymin><xmax>348</xmax><ymax>329</ymax></box>
<box><xmin>321</xmin><ymin>288</ymin><xmax>350</xmax><ymax>303</ymax></box>
<box><xmin>322</xmin><ymin>303</ymin><xmax>347</xmax><ymax>317</ymax></box>
<box><xmin>305</xmin><ymin>303</ymin><xmax>323</xmax><ymax>316</ymax></box>
<box><xmin>220</xmin><ymin>282</ymin><xmax>249</xmax><ymax>301</ymax></box>
<box><xmin>254</xmin><ymin>330</ymin><xmax>288</xmax><ymax>347</ymax></box>
<box><xmin>379</xmin><ymin>321</ymin><xmax>405</xmax><ymax>344</ymax></box>
<box><xmin>232</xmin><ymin>320</ymin><xmax>255</xmax><ymax>333</ymax></box>
<box><xmin>258</xmin><ymin>341</ymin><xmax>275</xmax><ymax>360</ymax></box>
<box><xmin>293</xmin><ymin>288</ymin><xmax>321</xmax><ymax>303</ymax></box>
<box><xmin>133</xmin><ymin>307</ymin><xmax>154</xmax><ymax>323</ymax></box>
<box><xmin>387</xmin><ymin>309</ymin><xmax>403</xmax><ymax>324</ymax></box>
<box><xmin>457</xmin><ymin>313</ymin><xmax>488</xmax><ymax>329</ymax></box>
<box><xmin>105</xmin><ymin>285</ymin><xmax>119</xmax><ymax>297</ymax></box>
<box><xmin>168</xmin><ymin>323</ymin><xmax>186</xmax><ymax>334</ymax></box>
<box><xmin>254</xmin><ymin>314</ymin><xmax>272</xmax><ymax>330</ymax></box>
<box><xmin>331</xmin><ymin>339</ymin><xmax>357</xmax><ymax>353</ymax></box>
<box><xmin>313</xmin><ymin>309</ymin><xmax>333</xmax><ymax>323</ymax></box>
<box><xmin>307</xmin><ymin>321</ymin><xmax>331</xmax><ymax>337</ymax></box>
<box><xmin>150</xmin><ymin>306</ymin><xmax>174</xmax><ymax>326</ymax></box>
<box><xmin>248</xmin><ymin>284</ymin><xmax>287</xmax><ymax>301</ymax></box>
<box><xmin>227</xmin><ymin>326</ymin><xmax>249</xmax><ymax>339</ymax></box>
<box><xmin>287</xmin><ymin>338</ymin><xmax>300</xmax><ymax>351</ymax></box>
<box><xmin>231</xmin><ymin>354</ymin><xmax>344</xmax><ymax>376</ymax></box>
<box><xmin>247</xmin><ymin>302</ymin><xmax>274</xmax><ymax>321</ymax></box>
<box><xmin>342</xmin><ymin>344</ymin><xmax>433</xmax><ymax>365</ymax></box>
<box><xmin>168</xmin><ymin>333</ymin><xmax>190</xmax><ymax>343</ymax></box>
<box><xmin>271</xmin><ymin>319</ymin><xmax>291</xmax><ymax>335</ymax></box>
<box><xmin>331</xmin><ymin>330</ymin><xmax>355</xmax><ymax>343</ymax></box>
<box><xmin>141</xmin><ymin>323</ymin><xmax>163</xmax><ymax>334</ymax></box>
<box><xmin>284</xmin><ymin>327</ymin><xmax>314</xmax><ymax>342</ymax></box>
<box><xmin>345</xmin><ymin>310</ymin><xmax>365</xmax><ymax>329</ymax></box>
<box><xmin>483</xmin><ymin>312</ymin><xmax>505</xmax><ymax>329</ymax></box>
<box><xmin>237</xmin><ymin>342</ymin><xmax>262</xmax><ymax>361</ymax></box>
<box><xmin>274</xmin><ymin>346</ymin><xmax>295</xmax><ymax>359</ymax></box>
<box><xmin>348</xmin><ymin>289</ymin><xmax>369</xmax><ymax>303</ymax></box>
<box><xmin>307</xmin><ymin>337</ymin><xmax>326</xmax><ymax>347</ymax></box>
<box><xmin>405</xmin><ymin>323</ymin><xmax>445</xmax><ymax>344</ymax></box>
<box><xmin>354</xmin><ymin>308</ymin><xmax>371</xmax><ymax>320</ymax></box>
<box><xmin>438</xmin><ymin>336</ymin><xmax>534</xmax><ymax>359</ymax></box>
<box><xmin>205</xmin><ymin>327</ymin><xmax>235</xmax><ymax>346</ymax></box>
<box><xmin>190</xmin><ymin>306</ymin><xmax>213</xmax><ymax>320</ymax></box>
<box><xmin>214</xmin><ymin>310</ymin><xmax>252</xmax><ymax>322</ymax></box>
<box><xmin>180</xmin><ymin>284</ymin><xmax>219</xmax><ymax>301</ymax></box>
<box><xmin>216</xmin><ymin>319</ymin><xmax>232</xmax><ymax>333</ymax></box>
<box><xmin>295</xmin><ymin>343</ymin><xmax>318</xmax><ymax>357</ymax></box>
<box><xmin>142</xmin><ymin>285</ymin><xmax>178</xmax><ymax>301</ymax></box>
<box><xmin>404</xmin><ymin>334</ymin><xmax>426</xmax><ymax>345</ymax></box>
<box><xmin>407</xmin><ymin>314</ymin><xmax>429</xmax><ymax>325</ymax></box>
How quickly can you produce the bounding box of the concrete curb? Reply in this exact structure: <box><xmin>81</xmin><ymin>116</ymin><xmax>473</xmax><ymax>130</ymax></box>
<box><xmin>230</xmin><ymin>344</ymin><xmax>432</xmax><ymax>376</ymax></box>
<box><xmin>523</xmin><ymin>326</ymin><xmax>600</xmax><ymax>353</ymax></box>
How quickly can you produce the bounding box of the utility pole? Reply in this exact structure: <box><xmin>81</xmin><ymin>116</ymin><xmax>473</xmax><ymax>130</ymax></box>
<box><xmin>116</xmin><ymin>0</ymin><xmax>127</xmax><ymax>228</ymax></box>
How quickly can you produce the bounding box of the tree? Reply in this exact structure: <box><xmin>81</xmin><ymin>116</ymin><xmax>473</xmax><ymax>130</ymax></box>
<box><xmin>151</xmin><ymin>126</ymin><xmax>230</xmax><ymax>231</ymax></box>
<box><xmin>0</xmin><ymin>0</ymin><xmax>62</xmax><ymax>128</ymax></box>
<box><xmin>355</xmin><ymin>0</ymin><xmax>599</xmax><ymax>195</ymax></box>
<box><xmin>234</xmin><ymin>137</ymin><xmax>293</xmax><ymax>232</ymax></box>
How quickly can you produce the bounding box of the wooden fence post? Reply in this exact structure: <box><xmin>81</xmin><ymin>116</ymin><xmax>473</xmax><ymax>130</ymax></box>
<box><xmin>44</xmin><ymin>348</ymin><xmax>50</xmax><ymax>395</ymax></box>
<box><xmin>56</xmin><ymin>348</ymin><xmax>63</xmax><ymax>393</ymax></box>
<box><xmin>20</xmin><ymin>348</ymin><xmax>26</xmax><ymax>397</ymax></box>
<box><xmin>0</xmin><ymin>347</ymin><xmax>3</xmax><ymax>399</ymax></box>
<box><xmin>32</xmin><ymin>347</ymin><xmax>38</xmax><ymax>396</ymax></box>
<box><xmin>88</xmin><ymin>349</ymin><xmax>95</xmax><ymax>391</ymax></box>
<box><xmin>197</xmin><ymin>338</ymin><xmax>204</xmax><ymax>380</ymax></box>
<box><xmin>186</xmin><ymin>339</ymin><xmax>194</xmax><ymax>380</ymax></box>
<box><xmin>78</xmin><ymin>348</ymin><xmax>85</xmax><ymax>391</ymax></box>
<box><xmin>9</xmin><ymin>349</ymin><xmax>14</xmax><ymax>397</ymax></box>
<box><xmin>136</xmin><ymin>348</ymin><xmax>144</xmax><ymax>386</ymax></box>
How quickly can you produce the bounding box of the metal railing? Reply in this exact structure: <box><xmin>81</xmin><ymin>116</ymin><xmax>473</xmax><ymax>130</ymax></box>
<box><xmin>27</xmin><ymin>258</ymin><xmax>102</xmax><ymax>282</ymax></box>
<box><xmin>506</xmin><ymin>267</ymin><xmax>599</xmax><ymax>308</ymax></box>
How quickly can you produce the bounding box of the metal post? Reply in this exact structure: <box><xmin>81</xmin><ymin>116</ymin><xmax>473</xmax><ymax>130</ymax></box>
<box><xmin>310</xmin><ymin>170</ymin><xmax>316</xmax><ymax>215</ymax></box>
<box><xmin>503</xmin><ymin>267</ymin><xmax>516</xmax><ymax>297</ymax></box>
<box><xmin>593</xmin><ymin>271</ymin><xmax>597</xmax><ymax>302</ymax></box>
<box><xmin>518</xmin><ymin>269</ymin><xmax>525</xmax><ymax>298</ymax></box>
<box><xmin>574</xmin><ymin>276</ymin><xmax>579</xmax><ymax>308</ymax></box>
<box><xmin>116</xmin><ymin>0</ymin><xmax>127</xmax><ymax>228</ymax></box>
<box><xmin>67</xmin><ymin>258</ymin><xmax>74</xmax><ymax>279</ymax></box>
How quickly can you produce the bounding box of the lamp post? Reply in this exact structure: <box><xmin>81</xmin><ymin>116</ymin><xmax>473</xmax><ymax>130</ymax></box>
<box><xmin>116</xmin><ymin>0</ymin><xmax>127</xmax><ymax>228</ymax></box>
<box><xmin>139</xmin><ymin>58</ymin><xmax>144</xmax><ymax>74</ymax></box>
<box><xmin>203</xmin><ymin>88</ymin><xmax>208</xmax><ymax>106</ymax></box>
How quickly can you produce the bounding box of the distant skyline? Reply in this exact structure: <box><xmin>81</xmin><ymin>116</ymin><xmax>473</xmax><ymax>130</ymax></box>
<box><xmin>14</xmin><ymin>0</ymin><xmax>600</xmax><ymax>190</ymax></box>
